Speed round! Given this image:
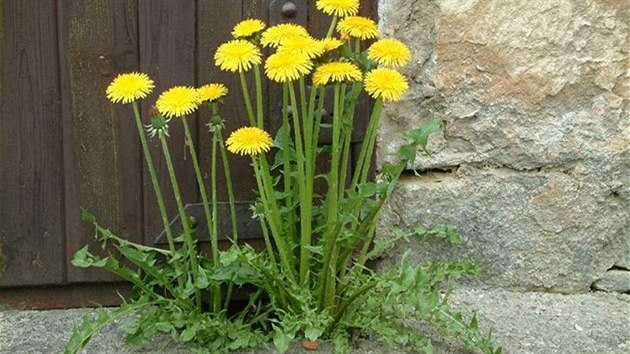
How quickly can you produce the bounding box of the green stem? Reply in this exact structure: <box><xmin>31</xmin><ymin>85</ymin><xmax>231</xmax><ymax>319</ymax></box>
<box><xmin>281</xmin><ymin>84</ymin><xmax>296</xmax><ymax>241</ymax></box>
<box><xmin>332</xmin><ymin>281</ymin><xmax>377</xmax><ymax>325</ymax></box>
<box><xmin>288</xmin><ymin>82</ymin><xmax>311</xmax><ymax>286</ymax></box>
<box><xmin>351</xmin><ymin>99</ymin><xmax>383</xmax><ymax>188</ymax></box>
<box><xmin>311</xmin><ymin>87</ymin><xmax>326</xmax><ymax>170</ymax></box>
<box><xmin>338</xmin><ymin>83</ymin><xmax>360</xmax><ymax>200</ymax></box>
<box><xmin>252</xmin><ymin>156</ymin><xmax>297</xmax><ymax>283</ymax></box>
<box><xmin>216</xmin><ymin>128</ymin><xmax>238</xmax><ymax>242</ymax></box>
<box><xmin>182</xmin><ymin>118</ymin><xmax>218</xmax><ymax>264</ymax></box>
<box><xmin>131</xmin><ymin>102</ymin><xmax>176</xmax><ymax>255</ymax></box>
<box><xmin>239</xmin><ymin>71</ymin><xmax>256</xmax><ymax>126</ymax></box>
<box><xmin>131</xmin><ymin>102</ymin><xmax>183</xmax><ymax>288</ymax></box>
<box><xmin>326</xmin><ymin>16</ymin><xmax>338</xmax><ymax>38</ymax></box>
<box><xmin>254</xmin><ymin>65</ymin><xmax>264</xmax><ymax>128</ymax></box>
<box><xmin>210</xmin><ymin>128</ymin><xmax>222</xmax><ymax>312</ymax></box>
<box><xmin>351</xmin><ymin>161</ymin><xmax>406</xmax><ymax>271</ymax></box>
<box><xmin>358</xmin><ymin>100</ymin><xmax>383</xmax><ymax>184</ymax></box>
<box><xmin>182</xmin><ymin>116</ymin><xmax>222</xmax><ymax>310</ymax></box>
<box><xmin>318</xmin><ymin>84</ymin><xmax>344</xmax><ymax>309</ymax></box>
<box><xmin>258</xmin><ymin>217</ymin><xmax>278</xmax><ymax>267</ymax></box>
<box><xmin>325</xmin><ymin>84</ymin><xmax>343</xmax><ymax>235</ymax></box>
<box><xmin>158</xmin><ymin>133</ymin><xmax>201</xmax><ymax>309</ymax></box>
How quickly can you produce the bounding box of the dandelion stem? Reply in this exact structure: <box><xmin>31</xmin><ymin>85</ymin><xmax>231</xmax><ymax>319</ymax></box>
<box><xmin>318</xmin><ymin>84</ymin><xmax>344</xmax><ymax>309</ymax></box>
<box><xmin>326</xmin><ymin>16</ymin><xmax>338</xmax><ymax>38</ymax></box>
<box><xmin>351</xmin><ymin>99</ymin><xmax>383</xmax><ymax>188</ymax></box>
<box><xmin>216</xmin><ymin>128</ymin><xmax>238</xmax><ymax>243</ymax></box>
<box><xmin>281</xmin><ymin>84</ymin><xmax>296</xmax><ymax>241</ymax></box>
<box><xmin>338</xmin><ymin>83</ymin><xmax>362</xmax><ymax>200</ymax></box>
<box><xmin>158</xmin><ymin>133</ymin><xmax>202</xmax><ymax>309</ymax></box>
<box><xmin>182</xmin><ymin>117</ymin><xmax>218</xmax><ymax>265</ymax></box>
<box><xmin>131</xmin><ymin>102</ymin><xmax>183</xmax><ymax>287</ymax></box>
<box><xmin>210</xmin><ymin>128</ymin><xmax>222</xmax><ymax>312</ymax></box>
<box><xmin>288</xmin><ymin>82</ymin><xmax>311</xmax><ymax>286</ymax></box>
<box><xmin>252</xmin><ymin>156</ymin><xmax>297</xmax><ymax>283</ymax></box>
<box><xmin>311</xmin><ymin>87</ymin><xmax>326</xmax><ymax>168</ymax></box>
<box><xmin>253</xmin><ymin>65</ymin><xmax>264</xmax><ymax>128</ymax></box>
<box><xmin>239</xmin><ymin>71</ymin><xmax>256</xmax><ymax>126</ymax></box>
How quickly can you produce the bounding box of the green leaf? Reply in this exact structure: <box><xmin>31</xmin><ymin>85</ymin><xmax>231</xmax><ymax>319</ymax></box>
<box><xmin>358</xmin><ymin>182</ymin><xmax>377</xmax><ymax>198</ymax></box>
<box><xmin>401</xmin><ymin>118</ymin><xmax>443</xmax><ymax>150</ymax></box>
<box><xmin>272</xmin><ymin>328</ymin><xmax>293</xmax><ymax>353</ymax></box>
<box><xmin>180</xmin><ymin>327</ymin><xmax>197</xmax><ymax>342</ymax></box>
<box><xmin>470</xmin><ymin>313</ymin><xmax>479</xmax><ymax>330</ymax></box>
<box><xmin>71</xmin><ymin>246</ymin><xmax>92</xmax><ymax>268</ymax></box>
<box><xmin>64</xmin><ymin>304</ymin><xmax>148</xmax><ymax>354</ymax></box>
<box><xmin>81</xmin><ymin>208</ymin><xmax>97</xmax><ymax>224</ymax></box>
<box><xmin>398</xmin><ymin>143</ymin><xmax>417</xmax><ymax>162</ymax></box>
<box><xmin>195</xmin><ymin>267</ymin><xmax>210</xmax><ymax>289</ymax></box>
<box><xmin>304</xmin><ymin>326</ymin><xmax>324</xmax><ymax>342</ymax></box>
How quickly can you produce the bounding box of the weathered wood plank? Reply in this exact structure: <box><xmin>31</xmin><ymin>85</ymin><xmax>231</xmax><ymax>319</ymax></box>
<box><xmin>58</xmin><ymin>0</ymin><xmax>143</xmax><ymax>282</ymax></box>
<box><xmin>139</xmin><ymin>0</ymin><xmax>198</xmax><ymax>242</ymax></box>
<box><xmin>0</xmin><ymin>282</ymin><xmax>132</xmax><ymax>310</ymax></box>
<box><xmin>0</xmin><ymin>0</ymin><xmax>65</xmax><ymax>286</ymax></box>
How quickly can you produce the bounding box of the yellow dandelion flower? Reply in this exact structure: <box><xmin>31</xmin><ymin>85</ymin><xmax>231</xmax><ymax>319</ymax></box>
<box><xmin>106</xmin><ymin>72</ymin><xmax>154</xmax><ymax>104</ymax></box>
<box><xmin>312</xmin><ymin>61</ymin><xmax>363</xmax><ymax>86</ymax></box>
<box><xmin>260</xmin><ymin>23</ymin><xmax>309</xmax><ymax>48</ymax></box>
<box><xmin>316</xmin><ymin>0</ymin><xmax>359</xmax><ymax>17</ymax></box>
<box><xmin>232</xmin><ymin>19</ymin><xmax>266</xmax><ymax>38</ymax></box>
<box><xmin>364</xmin><ymin>68</ymin><xmax>408</xmax><ymax>102</ymax></box>
<box><xmin>214</xmin><ymin>40</ymin><xmax>262</xmax><ymax>72</ymax></box>
<box><xmin>265</xmin><ymin>50</ymin><xmax>313</xmax><ymax>83</ymax></box>
<box><xmin>156</xmin><ymin>86</ymin><xmax>201</xmax><ymax>118</ymax></box>
<box><xmin>278</xmin><ymin>35</ymin><xmax>325</xmax><ymax>59</ymax></box>
<box><xmin>367</xmin><ymin>38</ymin><xmax>411</xmax><ymax>68</ymax></box>
<box><xmin>337</xmin><ymin>16</ymin><xmax>380</xmax><ymax>40</ymax></box>
<box><xmin>226</xmin><ymin>126</ymin><xmax>273</xmax><ymax>156</ymax></box>
<box><xmin>197</xmin><ymin>83</ymin><xmax>228</xmax><ymax>103</ymax></box>
<box><xmin>319</xmin><ymin>38</ymin><xmax>344</xmax><ymax>53</ymax></box>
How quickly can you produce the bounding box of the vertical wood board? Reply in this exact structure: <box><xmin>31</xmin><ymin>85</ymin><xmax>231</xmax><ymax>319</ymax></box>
<box><xmin>0</xmin><ymin>0</ymin><xmax>65</xmax><ymax>286</ymax></box>
<box><xmin>58</xmin><ymin>0</ymin><xmax>143</xmax><ymax>282</ymax></box>
<box><xmin>139</xmin><ymin>0</ymin><xmax>199</xmax><ymax>242</ymax></box>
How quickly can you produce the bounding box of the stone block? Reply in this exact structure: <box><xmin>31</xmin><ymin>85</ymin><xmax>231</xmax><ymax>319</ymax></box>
<box><xmin>376</xmin><ymin>0</ymin><xmax>629</xmax><ymax>292</ymax></box>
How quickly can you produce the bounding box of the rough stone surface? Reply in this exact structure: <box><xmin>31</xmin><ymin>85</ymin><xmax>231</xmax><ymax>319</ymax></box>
<box><xmin>1</xmin><ymin>289</ymin><xmax>628</xmax><ymax>354</ymax></box>
<box><xmin>377</xmin><ymin>0</ymin><xmax>630</xmax><ymax>293</ymax></box>
<box><xmin>592</xmin><ymin>269</ymin><xmax>630</xmax><ymax>293</ymax></box>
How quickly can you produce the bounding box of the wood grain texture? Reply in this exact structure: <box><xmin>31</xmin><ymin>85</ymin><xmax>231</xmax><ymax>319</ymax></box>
<box><xmin>59</xmin><ymin>0</ymin><xmax>143</xmax><ymax>283</ymax></box>
<box><xmin>139</xmin><ymin>0</ymin><xmax>198</xmax><ymax>243</ymax></box>
<box><xmin>0</xmin><ymin>0</ymin><xmax>65</xmax><ymax>286</ymax></box>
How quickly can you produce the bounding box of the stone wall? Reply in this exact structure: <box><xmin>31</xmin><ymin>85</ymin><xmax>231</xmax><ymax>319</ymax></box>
<box><xmin>377</xmin><ymin>0</ymin><xmax>629</xmax><ymax>294</ymax></box>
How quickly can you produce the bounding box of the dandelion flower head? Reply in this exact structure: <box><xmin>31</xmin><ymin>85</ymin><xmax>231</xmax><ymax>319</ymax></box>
<box><xmin>197</xmin><ymin>83</ymin><xmax>228</xmax><ymax>103</ymax></box>
<box><xmin>319</xmin><ymin>38</ymin><xmax>344</xmax><ymax>53</ymax></box>
<box><xmin>364</xmin><ymin>68</ymin><xmax>408</xmax><ymax>102</ymax></box>
<box><xmin>214</xmin><ymin>39</ymin><xmax>262</xmax><ymax>72</ymax></box>
<box><xmin>265</xmin><ymin>50</ymin><xmax>313</xmax><ymax>83</ymax></box>
<box><xmin>260</xmin><ymin>23</ymin><xmax>309</xmax><ymax>48</ymax></box>
<box><xmin>367</xmin><ymin>38</ymin><xmax>411</xmax><ymax>68</ymax></box>
<box><xmin>313</xmin><ymin>61</ymin><xmax>362</xmax><ymax>86</ymax></box>
<box><xmin>337</xmin><ymin>16</ymin><xmax>379</xmax><ymax>40</ymax></box>
<box><xmin>226</xmin><ymin>126</ymin><xmax>273</xmax><ymax>156</ymax></box>
<box><xmin>232</xmin><ymin>19</ymin><xmax>266</xmax><ymax>38</ymax></box>
<box><xmin>278</xmin><ymin>35</ymin><xmax>326</xmax><ymax>59</ymax></box>
<box><xmin>106</xmin><ymin>72</ymin><xmax>154</xmax><ymax>104</ymax></box>
<box><xmin>316</xmin><ymin>0</ymin><xmax>359</xmax><ymax>17</ymax></box>
<box><xmin>156</xmin><ymin>86</ymin><xmax>201</xmax><ymax>118</ymax></box>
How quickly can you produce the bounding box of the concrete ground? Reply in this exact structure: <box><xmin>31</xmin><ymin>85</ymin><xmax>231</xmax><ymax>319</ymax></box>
<box><xmin>1</xmin><ymin>289</ymin><xmax>628</xmax><ymax>354</ymax></box>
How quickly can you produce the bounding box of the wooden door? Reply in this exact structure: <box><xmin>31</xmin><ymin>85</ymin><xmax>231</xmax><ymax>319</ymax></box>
<box><xmin>0</xmin><ymin>0</ymin><xmax>376</xmax><ymax>309</ymax></box>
